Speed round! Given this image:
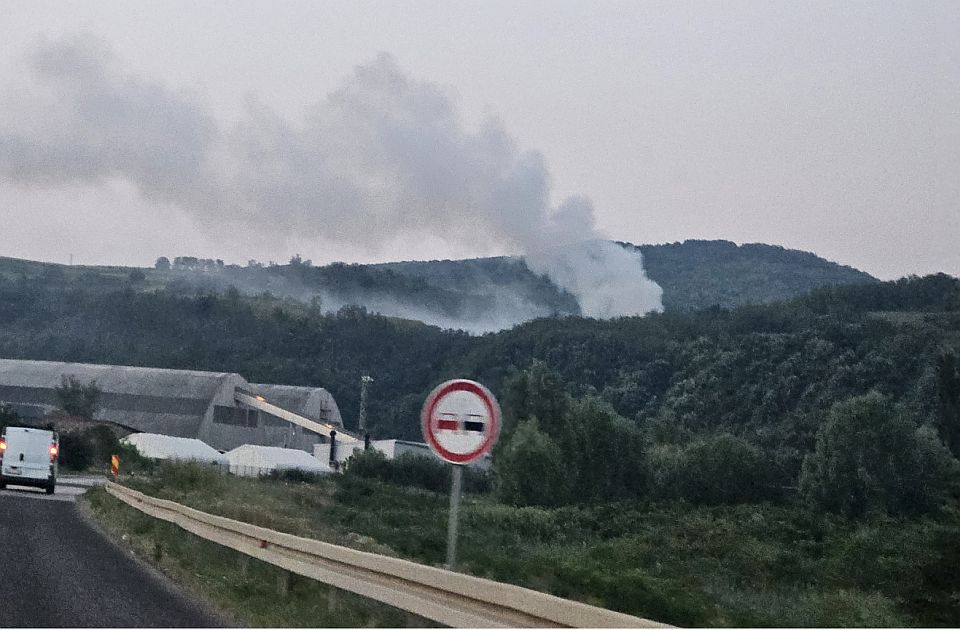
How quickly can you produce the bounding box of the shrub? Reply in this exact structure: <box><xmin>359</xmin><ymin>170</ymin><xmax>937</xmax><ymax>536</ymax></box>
<box><xmin>58</xmin><ymin>426</ymin><xmax>154</xmax><ymax>472</ymax></box>
<box><xmin>495</xmin><ymin>418</ymin><xmax>571</xmax><ymax>507</ymax></box>
<box><xmin>800</xmin><ymin>392</ymin><xmax>958</xmax><ymax>517</ymax></box>
<box><xmin>59</xmin><ymin>431</ymin><xmax>93</xmax><ymax>470</ymax></box>
<box><xmin>345</xmin><ymin>449</ymin><xmax>490</xmax><ymax>494</ymax></box>
<box><xmin>266</xmin><ymin>468</ymin><xmax>325</xmax><ymax>484</ymax></box>
<box><xmin>54</xmin><ymin>376</ymin><xmax>100</xmax><ymax>419</ymax></box>
<box><xmin>647</xmin><ymin>434</ymin><xmax>772</xmax><ymax>505</ymax></box>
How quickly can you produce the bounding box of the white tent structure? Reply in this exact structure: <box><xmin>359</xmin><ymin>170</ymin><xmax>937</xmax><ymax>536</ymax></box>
<box><xmin>225</xmin><ymin>444</ymin><xmax>332</xmax><ymax>477</ymax></box>
<box><xmin>123</xmin><ymin>433</ymin><xmax>228</xmax><ymax>468</ymax></box>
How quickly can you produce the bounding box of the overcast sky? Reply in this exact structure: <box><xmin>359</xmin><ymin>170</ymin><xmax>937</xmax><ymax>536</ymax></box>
<box><xmin>0</xmin><ymin>0</ymin><xmax>957</xmax><ymax>280</ymax></box>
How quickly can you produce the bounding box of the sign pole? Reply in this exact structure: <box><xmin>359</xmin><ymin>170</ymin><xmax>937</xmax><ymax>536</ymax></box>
<box><xmin>446</xmin><ymin>464</ymin><xmax>463</xmax><ymax>569</ymax></box>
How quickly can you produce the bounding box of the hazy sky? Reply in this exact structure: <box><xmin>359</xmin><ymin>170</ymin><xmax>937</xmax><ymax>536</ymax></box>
<box><xmin>0</xmin><ymin>0</ymin><xmax>957</xmax><ymax>280</ymax></box>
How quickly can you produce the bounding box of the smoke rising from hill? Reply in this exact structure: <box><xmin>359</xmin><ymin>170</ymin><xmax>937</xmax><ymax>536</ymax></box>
<box><xmin>0</xmin><ymin>33</ymin><xmax>662</xmax><ymax>318</ymax></box>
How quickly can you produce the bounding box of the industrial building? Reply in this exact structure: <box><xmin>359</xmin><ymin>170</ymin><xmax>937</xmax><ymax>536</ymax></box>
<box><xmin>0</xmin><ymin>359</ymin><xmax>344</xmax><ymax>453</ymax></box>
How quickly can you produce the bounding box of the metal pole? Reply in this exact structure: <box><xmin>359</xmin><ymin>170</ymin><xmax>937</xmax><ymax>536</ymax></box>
<box><xmin>446</xmin><ymin>464</ymin><xmax>463</xmax><ymax>569</ymax></box>
<box><xmin>329</xmin><ymin>430</ymin><xmax>337</xmax><ymax>471</ymax></box>
<box><xmin>359</xmin><ymin>375</ymin><xmax>373</xmax><ymax>433</ymax></box>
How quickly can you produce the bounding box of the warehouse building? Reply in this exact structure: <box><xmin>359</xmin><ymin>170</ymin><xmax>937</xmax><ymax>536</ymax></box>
<box><xmin>0</xmin><ymin>359</ymin><xmax>343</xmax><ymax>452</ymax></box>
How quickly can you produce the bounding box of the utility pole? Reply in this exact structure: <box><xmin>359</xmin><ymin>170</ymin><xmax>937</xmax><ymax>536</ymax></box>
<box><xmin>359</xmin><ymin>375</ymin><xmax>373</xmax><ymax>449</ymax></box>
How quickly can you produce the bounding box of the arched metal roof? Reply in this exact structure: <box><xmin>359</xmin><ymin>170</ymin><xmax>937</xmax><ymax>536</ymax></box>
<box><xmin>250</xmin><ymin>383</ymin><xmax>343</xmax><ymax>427</ymax></box>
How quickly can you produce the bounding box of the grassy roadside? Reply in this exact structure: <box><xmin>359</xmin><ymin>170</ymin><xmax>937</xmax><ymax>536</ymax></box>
<box><xmin>86</xmin><ymin>463</ymin><xmax>960</xmax><ymax>627</ymax></box>
<box><xmin>81</xmin><ymin>485</ymin><xmax>433</xmax><ymax>627</ymax></box>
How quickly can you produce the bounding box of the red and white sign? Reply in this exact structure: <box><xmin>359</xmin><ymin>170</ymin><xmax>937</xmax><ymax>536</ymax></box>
<box><xmin>421</xmin><ymin>379</ymin><xmax>500</xmax><ymax>464</ymax></box>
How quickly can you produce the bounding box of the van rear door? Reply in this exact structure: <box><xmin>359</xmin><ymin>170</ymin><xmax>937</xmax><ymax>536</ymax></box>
<box><xmin>2</xmin><ymin>428</ymin><xmax>53</xmax><ymax>482</ymax></box>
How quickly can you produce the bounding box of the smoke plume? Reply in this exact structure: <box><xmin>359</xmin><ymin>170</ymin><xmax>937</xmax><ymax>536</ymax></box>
<box><xmin>0</xmin><ymin>33</ymin><xmax>662</xmax><ymax>318</ymax></box>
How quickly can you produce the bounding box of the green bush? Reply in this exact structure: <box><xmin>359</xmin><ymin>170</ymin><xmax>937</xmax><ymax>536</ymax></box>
<box><xmin>495</xmin><ymin>418</ymin><xmax>571</xmax><ymax>507</ymax></box>
<box><xmin>345</xmin><ymin>448</ymin><xmax>491</xmax><ymax>495</ymax></box>
<box><xmin>647</xmin><ymin>433</ymin><xmax>772</xmax><ymax>505</ymax></box>
<box><xmin>800</xmin><ymin>392</ymin><xmax>959</xmax><ymax>517</ymax></box>
<box><xmin>266</xmin><ymin>468</ymin><xmax>325</xmax><ymax>483</ymax></box>
<box><xmin>57</xmin><ymin>425</ymin><xmax>155</xmax><ymax>473</ymax></box>
<box><xmin>59</xmin><ymin>431</ymin><xmax>93</xmax><ymax>470</ymax></box>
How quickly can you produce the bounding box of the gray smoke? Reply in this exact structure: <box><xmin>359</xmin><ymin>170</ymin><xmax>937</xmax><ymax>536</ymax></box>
<box><xmin>0</xmin><ymin>33</ymin><xmax>662</xmax><ymax>318</ymax></box>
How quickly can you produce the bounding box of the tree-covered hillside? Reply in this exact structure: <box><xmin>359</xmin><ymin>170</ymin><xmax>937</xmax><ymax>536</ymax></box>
<box><xmin>1</xmin><ymin>239</ymin><xmax>877</xmax><ymax>332</ymax></box>
<box><xmin>0</xmin><ymin>267</ymin><xmax>952</xmax><ymax>450</ymax></box>
<box><xmin>371</xmin><ymin>239</ymin><xmax>878</xmax><ymax>313</ymax></box>
<box><xmin>636</xmin><ymin>239</ymin><xmax>876</xmax><ymax>311</ymax></box>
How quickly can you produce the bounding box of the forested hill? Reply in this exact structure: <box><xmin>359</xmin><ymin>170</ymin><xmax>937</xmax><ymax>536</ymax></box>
<box><xmin>374</xmin><ymin>239</ymin><xmax>878</xmax><ymax>313</ymax></box>
<box><xmin>636</xmin><ymin>240</ymin><xmax>876</xmax><ymax>311</ymax></box>
<box><xmin>0</xmin><ymin>240</ymin><xmax>876</xmax><ymax>332</ymax></box>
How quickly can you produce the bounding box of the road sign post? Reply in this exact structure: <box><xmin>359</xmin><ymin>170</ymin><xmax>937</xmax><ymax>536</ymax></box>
<box><xmin>421</xmin><ymin>379</ymin><xmax>500</xmax><ymax>570</ymax></box>
<box><xmin>446</xmin><ymin>464</ymin><xmax>463</xmax><ymax>568</ymax></box>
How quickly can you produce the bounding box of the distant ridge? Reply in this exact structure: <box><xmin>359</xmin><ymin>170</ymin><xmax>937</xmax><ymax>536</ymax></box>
<box><xmin>635</xmin><ymin>240</ymin><xmax>877</xmax><ymax>311</ymax></box>
<box><xmin>0</xmin><ymin>240</ymin><xmax>877</xmax><ymax>330</ymax></box>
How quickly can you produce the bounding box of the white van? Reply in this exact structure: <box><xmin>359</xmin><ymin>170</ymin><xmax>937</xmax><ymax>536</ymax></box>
<box><xmin>0</xmin><ymin>427</ymin><xmax>59</xmax><ymax>494</ymax></box>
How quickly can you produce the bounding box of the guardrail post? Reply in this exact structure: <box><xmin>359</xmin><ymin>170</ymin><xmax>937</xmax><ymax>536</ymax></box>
<box><xmin>277</xmin><ymin>570</ymin><xmax>290</xmax><ymax>597</ymax></box>
<box><xmin>238</xmin><ymin>555</ymin><xmax>249</xmax><ymax>577</ymax></box>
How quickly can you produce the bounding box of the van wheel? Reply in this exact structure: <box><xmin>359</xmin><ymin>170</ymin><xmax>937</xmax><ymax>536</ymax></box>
<box><xmin>0</xmin><ymin>482</ymin><xmax>5</xmax><ymax>490</ymax></box>
<box><xmin>45</xmin><ymin>483</ymin><xmax>55</xmax><ymax>495</ymax></box>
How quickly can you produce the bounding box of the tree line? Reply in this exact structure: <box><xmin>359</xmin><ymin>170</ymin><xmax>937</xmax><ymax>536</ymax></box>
<box><xmin>0</xmin><ymin>270</ymin><xmax>957</xmax><ymax>517</ymax></box>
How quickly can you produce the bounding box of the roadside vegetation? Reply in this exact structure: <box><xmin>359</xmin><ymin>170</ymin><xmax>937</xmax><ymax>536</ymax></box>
<box><xmin>82</xmin><ymin>480</ymin><xmax>432</xmax><ymax>628</ymax></box>
<box><xmin>86</xmin><ymin>461</ymin><xmax>960</xmax><ymax>627</ymax></box>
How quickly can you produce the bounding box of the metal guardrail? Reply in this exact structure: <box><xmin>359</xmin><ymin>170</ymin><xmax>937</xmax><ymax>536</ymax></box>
<box><xmin>105</xmin><ymin>482</ymin><xmax>669</xmax><ymax>628</ymax></box>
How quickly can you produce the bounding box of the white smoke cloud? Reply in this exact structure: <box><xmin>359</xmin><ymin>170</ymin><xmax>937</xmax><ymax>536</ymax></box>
<box><xmin>0</xmin><ymin>33</ymin><xmax>662</xmax><ymax>318</ymax></box>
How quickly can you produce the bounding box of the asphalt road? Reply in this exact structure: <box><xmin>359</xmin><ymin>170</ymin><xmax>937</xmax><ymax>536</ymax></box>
<box><xmin>0</xmin><ymin>485</ymin><xmax>225</xmax><ymax>627</ymax></box>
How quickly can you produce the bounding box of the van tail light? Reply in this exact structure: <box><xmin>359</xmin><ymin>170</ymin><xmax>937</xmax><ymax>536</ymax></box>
<box><xmin>50</xmin><ymin>444</ymin><xmax>58</xmax><ymax>460</ymax></box>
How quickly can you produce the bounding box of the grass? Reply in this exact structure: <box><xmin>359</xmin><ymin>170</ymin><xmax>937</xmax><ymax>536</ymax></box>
<box><xmin>86</xmin><ymin>463</ymin><xmax>960</xmax><ymax>627</ymax></box>
<box><xmin>82</xmin><ymin>484</ymin><xmax>435</xmax><ymax>627</ymax></box>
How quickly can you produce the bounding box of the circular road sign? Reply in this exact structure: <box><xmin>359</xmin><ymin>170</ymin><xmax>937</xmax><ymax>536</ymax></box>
<box><xmin>421</xmin><ymin>379</ymin><xmax>501</xmax><ymax>465</ymax></box>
